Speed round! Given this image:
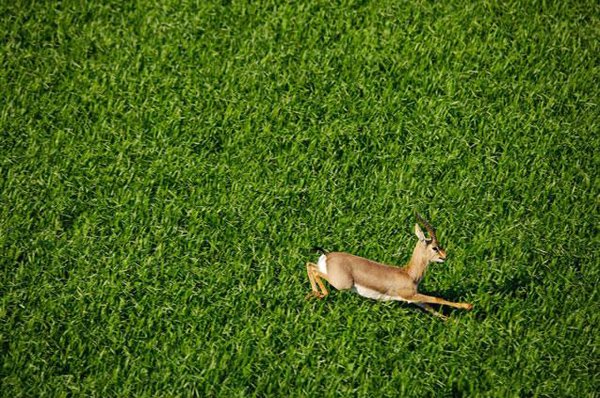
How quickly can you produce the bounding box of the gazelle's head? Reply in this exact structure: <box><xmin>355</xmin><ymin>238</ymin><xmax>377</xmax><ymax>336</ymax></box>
<box><xmin>414</xmin><ymin>213</ymin><xmax>447</xmax><ymax>263</ymax></box>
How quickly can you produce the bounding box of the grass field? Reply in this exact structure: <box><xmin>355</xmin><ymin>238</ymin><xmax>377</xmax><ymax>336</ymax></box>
<box><xmin>1</xmin><ymin>0</ymin><xmax>599</xmax><ymax>396</ymax></box>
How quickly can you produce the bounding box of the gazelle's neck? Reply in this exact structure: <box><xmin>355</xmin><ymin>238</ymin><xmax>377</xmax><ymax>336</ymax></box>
<box><xmin>405</xmin><ymin>245</ymin><xmax>430</xmax><ymax>284</ymax></box>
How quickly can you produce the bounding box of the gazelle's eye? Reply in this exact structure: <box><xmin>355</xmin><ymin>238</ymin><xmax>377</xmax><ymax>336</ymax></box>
<box><xmin>432</xmin><ymin>247</ymin><xmax>439</xmax><ymax>252</ymax></box>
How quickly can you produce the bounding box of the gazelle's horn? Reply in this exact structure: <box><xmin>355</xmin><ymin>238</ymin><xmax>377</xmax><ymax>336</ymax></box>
<box><xmin>416</xmin><ymin>213</ymin><xmax>438</xmax><ymax>244</ymax></box>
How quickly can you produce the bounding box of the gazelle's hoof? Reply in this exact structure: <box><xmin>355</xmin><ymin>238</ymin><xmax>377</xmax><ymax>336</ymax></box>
<box><xmin>436</xmin><ymin>313</ymin><xmax>449</xmax><ymax>321</ymax></box>
<box><xmin>463</xmin><ymin>303</ymin><xmax>473</xmax><ymax>310</ymax></box>
<box><xmin>305</xmin><ymin>291</ymin><xmax>325</xmax><ymax>300</ymax></box>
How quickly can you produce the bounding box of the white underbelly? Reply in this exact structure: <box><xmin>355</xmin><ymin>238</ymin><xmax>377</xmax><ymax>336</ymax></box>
<box><xmin>352</xmin><ymin>284</ymin><xmax>412</xmax><ymax>302</ymax></box>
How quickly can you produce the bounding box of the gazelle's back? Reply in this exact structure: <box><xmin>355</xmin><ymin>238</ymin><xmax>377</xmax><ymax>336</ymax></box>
<box><xmin>320</xmin><ymin>252</ymin><xmax>413</xmax><ymax>295</ymax></box>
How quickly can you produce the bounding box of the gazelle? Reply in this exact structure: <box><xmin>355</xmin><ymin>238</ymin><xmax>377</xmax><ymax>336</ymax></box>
<box><xmin>306</xmin><ymin>214</ymin><xmax>473</xmax><ymax>320</ymax></box>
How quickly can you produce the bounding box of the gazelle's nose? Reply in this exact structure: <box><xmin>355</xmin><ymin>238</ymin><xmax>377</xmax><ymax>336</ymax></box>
<box><xmin>439</xmin><ymin>249</ymin><xmax>447</xmax><ymax>260</ymax></box>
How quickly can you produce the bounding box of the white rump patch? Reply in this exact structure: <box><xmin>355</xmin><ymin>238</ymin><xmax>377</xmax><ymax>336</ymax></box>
<box><xmin>352</xmin><ymin>284</ymin><xmax>413</xmax><ymax>303</ymax></box>
<box><xmin>317</xmin><ymin>254</ymin><xmax>328</xmax><ymax>275</ymax></box>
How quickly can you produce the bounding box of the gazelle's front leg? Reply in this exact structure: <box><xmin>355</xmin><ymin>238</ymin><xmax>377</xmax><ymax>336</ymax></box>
<box><xmin>414</xmin><ymin>303</ymin><xmax>448</xmax><ymax>320</ymax></box>
<box><xmin>306</xmin><ymin>263</ymin><xmax>329</xmax><ymax>299</ymax></box>
<box><xmin>411</xmin><ymin>293</ymin><xmax>473</xmax><ymax>310</ymax></box>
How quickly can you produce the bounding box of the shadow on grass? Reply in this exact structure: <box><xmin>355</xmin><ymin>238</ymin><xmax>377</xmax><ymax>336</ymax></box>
<box><xmin>431</xmin><ymin>270</ymin><xmax>542</xmax><ymax>320</ymax></box>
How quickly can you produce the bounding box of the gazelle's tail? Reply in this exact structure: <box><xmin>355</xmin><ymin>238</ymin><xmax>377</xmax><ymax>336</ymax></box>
<box><xmin>311</xmin><ymin>246</ymin><xmax>328</xmax><ymax>255</ymax></box>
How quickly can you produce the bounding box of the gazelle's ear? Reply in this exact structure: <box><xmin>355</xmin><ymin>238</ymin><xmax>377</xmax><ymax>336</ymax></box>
<box><xmin>415</xmin><ymin>223</ymin><xmax>426</xmax><ymax>242</ymax></box>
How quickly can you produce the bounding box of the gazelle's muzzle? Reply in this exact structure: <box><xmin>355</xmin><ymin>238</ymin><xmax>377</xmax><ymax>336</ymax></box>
<box><xmin>437</xmin><ymin>248</ymin><xmax>447</xmax><ymax>262</ymax></box>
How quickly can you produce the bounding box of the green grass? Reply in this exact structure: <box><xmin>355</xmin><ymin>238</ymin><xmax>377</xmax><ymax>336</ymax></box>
<box><xmin>1</xmin><ymin>0</ymin><xmax>599</xmax><ymax>396</ymax></box>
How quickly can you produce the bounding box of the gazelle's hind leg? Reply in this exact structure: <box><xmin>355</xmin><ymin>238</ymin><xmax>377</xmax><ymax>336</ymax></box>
<box><xmin>306</xmin><ymin>262</ymin><xmax>329</xmax><ymax>299</ymax></box>
<box><xmin>306</xmin><ymin>263</ymin><xmax>320</xmax><ymax>295</ymax></box>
